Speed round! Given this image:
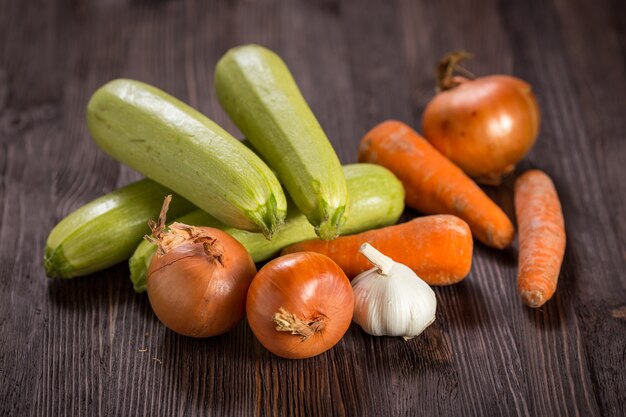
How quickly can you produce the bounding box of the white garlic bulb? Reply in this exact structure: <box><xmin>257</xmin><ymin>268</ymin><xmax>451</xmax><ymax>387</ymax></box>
<box><xmin>352</xmin><ymin>243</ymin><xmax>437</xmax><ymax>339</ymax></box>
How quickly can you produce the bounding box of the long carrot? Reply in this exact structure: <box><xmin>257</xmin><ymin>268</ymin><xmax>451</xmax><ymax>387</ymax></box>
<box><xmin>358</xmin><ymin>120</ymin><xmax>515</xmax><ymax>249</ymax></box>
<box><xmin>282</xmin><ymin>215</ymin><xmax>473</xmax><ymax>285</ymax></box>
<box><xmin>515</xmin><ymin>170</ymin><xmax>565</xmax><ymax>307</ymax></box>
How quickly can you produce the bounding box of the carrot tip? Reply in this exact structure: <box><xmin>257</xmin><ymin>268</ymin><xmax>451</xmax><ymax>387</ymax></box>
<box><xmin>521</xmin><ymin>290</ymin><xmax>546</xmax><ymax>308</ymax></box>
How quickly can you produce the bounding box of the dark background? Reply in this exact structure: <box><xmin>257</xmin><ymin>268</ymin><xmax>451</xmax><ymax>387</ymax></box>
<box><xmin>1</xmin><ymin>0</ymin><xmax>625</xmax><ymax>416</ymax></box>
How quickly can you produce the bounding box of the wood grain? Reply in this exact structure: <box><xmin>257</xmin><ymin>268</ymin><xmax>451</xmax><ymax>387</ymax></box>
<box><xmin>1</xmin><ymin>0</ymin><xmax>624</xmax><ymax>416</ymax></box>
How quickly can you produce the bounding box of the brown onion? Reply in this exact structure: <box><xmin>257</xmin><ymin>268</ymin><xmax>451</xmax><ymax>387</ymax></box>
<box><xmin>146</xmin><ymin>196</ymin><xmax>256</xmax><ymax>337</ymax></box>
<box><xmin>422</xmin><ymin>51</ymin><xmax>540</xmax><ymax>185</ymax></box>
<box><xmin>246</xmin><ymin>252</ymin><xmax>354</xmax><ymax>359</ymax></box>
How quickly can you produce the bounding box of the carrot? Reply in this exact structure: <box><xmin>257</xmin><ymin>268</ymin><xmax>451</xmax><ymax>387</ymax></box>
<box><xmin>358</xmin><ymin>120</ymin><xmax>515</xmax><ymax>249</ymax></box>
<box><xmin>515</xmin><ymin>170</ymin><xmax>565</xmax><ymax>308</ymax></box>
<box><xmin>281</xmin><ymin>215</ymin><xmax>473</xmax><ymax>285</ymax></box>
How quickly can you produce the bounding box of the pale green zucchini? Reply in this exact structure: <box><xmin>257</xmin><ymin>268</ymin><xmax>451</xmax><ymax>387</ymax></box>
<box><xmin>87</xmin><ymin>79</ymin><xmax>286</xmax><ymax>238</ymax></box>
<box><xmin>129</xmin><ymin>164</ymin><xmax>404</xmax><ymax>292</ymax></box>
<box><xmin>215</xmin><ymin>45</ymin><xmax>348</xmax><ymax>240</ymax></box>
<box><xmin>44</xmin><ymin>179</ymin><xmax>195</xmax><ymax>278</ymax></box>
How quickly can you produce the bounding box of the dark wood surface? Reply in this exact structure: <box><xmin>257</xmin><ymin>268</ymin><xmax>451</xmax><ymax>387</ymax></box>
<box><xmin>1</xmin><ymin>0</ymin><xmax>625</xmax><ymax>416</ymax></box>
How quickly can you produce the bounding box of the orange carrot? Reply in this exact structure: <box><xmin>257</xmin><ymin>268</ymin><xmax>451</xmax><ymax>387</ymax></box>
<box><xmin>358</xmin><ymin>120</ymin><xmax>515</xmax><ymax>249</ymax></box>
<box><xmin>515</xmin><ymin>170</ymin><xmax>565</xmax><ymax>308</ymax></box>
<box><xmin>282</xmin><ymin>215</ymin><xmax>473</xmax><ymax>285</ymax></box>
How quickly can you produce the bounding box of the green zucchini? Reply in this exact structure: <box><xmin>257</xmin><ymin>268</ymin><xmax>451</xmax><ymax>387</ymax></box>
<box><xmin>44</xmin><ymin>179</ymin><xmax>195</xmax><ymax>278</ymax></box>
<box><xmin>215</xmin><ymin>45</ymin><xmax>348</xmax><ymax>240</ymax></box>
<box><xmin>130</xmin><ymin>164</ymin><xmax>405</xmax><ymax>292</ymax></box>
<box><xmin>87</xmin><ymin>79</ymin><xmax>286</xmax><ymax>238</ymax></box>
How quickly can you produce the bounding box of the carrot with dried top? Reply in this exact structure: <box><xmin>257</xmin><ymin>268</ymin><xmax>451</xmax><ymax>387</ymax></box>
<box><xmin>358</xmin><ymin>120</ymin><xmax>515</xmax><ymax>249</ymax></box>
<box><xmin>515</xmin><ymin>170</ymin><xmax>565</xmax><ymax>308</ymax></box>
<box><xmin>282</xmin><ymin>215</ymin><xmax>473</xmax><ymax>285</ymax></box>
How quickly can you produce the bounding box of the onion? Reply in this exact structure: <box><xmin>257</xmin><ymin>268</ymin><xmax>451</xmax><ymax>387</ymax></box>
<box><xmin>246</xmin><ymin>252</ymin><xmax>354</xmax><ymax>359</ymax></box>
<box><xmin>146</xmin><ymin>196</ymin><xmax>256</xmax><ymax>337</ymax></box>
<box><xmin>422</xmin><ymin>51</ymin><xmax>541</xmax><ymax>185</ymax></box>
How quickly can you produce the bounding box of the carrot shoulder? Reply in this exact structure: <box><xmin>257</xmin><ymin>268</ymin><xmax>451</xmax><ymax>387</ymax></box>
<box><xmin>515</xmin><ymin>170</ymin><xmax>565</xmax><ymax>308</ymax></box>
<box><xmin>358</xmin><ymin>120</ymin><xmax>514</xmax><ymax>249</ymax></box>
<box><xmin>282</xmin><ymin>215</ymin><xmax>473</xmax><ymax>285</ymax></box>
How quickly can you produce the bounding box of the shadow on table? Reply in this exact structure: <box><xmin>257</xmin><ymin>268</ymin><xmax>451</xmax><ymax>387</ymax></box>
<box><xmin>46</xmin><ymin>261</ymin><xmax>264</xmax><ymax>414</ymax></box>
<box><xmin>46</xmin><ymin>262</ymin><xmax>141</xmax><ymax>312</ymax></box>
<box><xmin>434</xmin><ymin>269</ymin><xmax>500</xmax><ymax>333</ymax></box>
<box><xmin>149</xmin><ymin>318</ymin><xmax>266</xmax><ymax>415</ymax></box>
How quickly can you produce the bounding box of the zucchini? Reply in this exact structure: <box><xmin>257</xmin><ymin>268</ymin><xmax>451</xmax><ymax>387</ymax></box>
<box><xmin>87</xmin><ymin>79</ymin><xmax>286</xmax><ymax>238</ymax></box>
<box><xmin>215</xmin><ymin>45</ymin><xmax>348</xmax><ymax>240</ymax></box>
<box><xmin>130</xmin><ymin>164</ymin><xmax>405</xmax><ymax>292</ymax></box>
<box><xmin>44</xmin><ymin>179</ymin><xmax>195</xmax><ymax>278</ymax></box>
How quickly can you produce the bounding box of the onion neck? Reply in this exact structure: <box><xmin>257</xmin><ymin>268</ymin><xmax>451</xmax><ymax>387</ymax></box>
<box><xmin>273</xmin><ymin>307</ymin><xmax>326</xmax><ymax>340</ymax></box>
<box><xmin>146</xmin><ymin>195</ymin><xmax>224</xmax><ymax>265</ymax></box>
<box><xmin>146</xmin><ymin>194</ymin><xmax>173</xmax><ymax>254</ymax></box>
<box><xmin>436</xmin><ymin>50</ymin><xmax>474</xmax><ymax>92</ymax></box>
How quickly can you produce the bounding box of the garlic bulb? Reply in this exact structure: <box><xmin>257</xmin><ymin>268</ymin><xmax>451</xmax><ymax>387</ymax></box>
<box><xmin>352</xmin><ymin>243</ymin><xmax>437</xmax><ymax>339</ymax></box>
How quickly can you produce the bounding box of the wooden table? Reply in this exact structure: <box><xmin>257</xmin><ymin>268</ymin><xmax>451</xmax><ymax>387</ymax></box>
<box><xmin>1</xmin><ymin>0</ymin><xmax>624</xmax><ymax>416</ymax></box>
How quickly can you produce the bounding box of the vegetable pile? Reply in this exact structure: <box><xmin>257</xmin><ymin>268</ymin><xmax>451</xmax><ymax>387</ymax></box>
<box><xmin>44</xmin><ymin>45</ymin><xmax>566</xmax><ymax>358</ymax></box>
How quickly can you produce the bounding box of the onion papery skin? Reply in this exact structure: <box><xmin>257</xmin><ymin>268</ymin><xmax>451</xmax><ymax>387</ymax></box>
<box><xmin>423</xmin><ymin>75</ymin><xmax>540</xmax><ymax>185</ymax></box>
<box><xmin>147</xmin><ymin>228</ymin><xmax>256</xmax><ymax>338</ymax></box>
<box><xmin>246</xmin><ymin>252</ymin><xmax>354</xmax><ymax>359</ymax></box>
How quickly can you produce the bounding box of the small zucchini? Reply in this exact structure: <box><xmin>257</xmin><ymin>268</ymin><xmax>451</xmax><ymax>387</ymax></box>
<box><xmin>130</xmin><ymin>164</ymin><xmax>405</xmax><ymax>292</ymax></box>
<box><xmin>45</xmin><ymin>179</ymin><xmax>195</xmax><ymax>278</ymax></box>
<box><xmin>215</xmin><ymin>44</ymin><xmax>348</xmax><ymax>240</ymax></box>
<box><xmin>87</xmin><ymin>79</ymin><xmax>286</xmax><ymax>238</ymax></box>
